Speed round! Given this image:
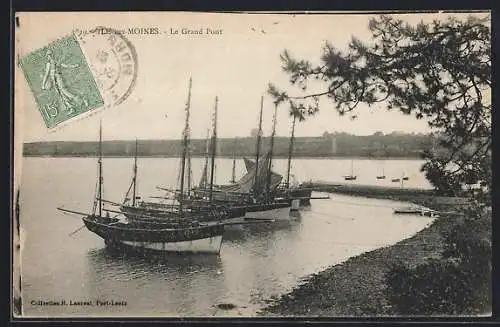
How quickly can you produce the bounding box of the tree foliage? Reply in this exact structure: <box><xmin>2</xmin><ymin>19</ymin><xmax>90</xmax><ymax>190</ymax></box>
<box><xmin>268</xmin><ymin>14</ymin><xmax>491</xmax><ymax>199</ymax></box>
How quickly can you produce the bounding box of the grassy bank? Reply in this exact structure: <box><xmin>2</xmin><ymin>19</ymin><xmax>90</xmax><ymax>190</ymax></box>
<box><xmin>260</xmin><ymin>187</ymin><xmax>473</xmax><ymax>316</ymax></box>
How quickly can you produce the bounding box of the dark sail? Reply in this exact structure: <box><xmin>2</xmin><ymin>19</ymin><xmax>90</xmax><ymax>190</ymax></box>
<box><xmin>242</xmin><ymin>157</ymin><xmax>282</xmax><ymax>192</ymax></box>
<box><xmin>215</xmin><ymin>151</ymin><xmax>282</xmax><ymax>194</ymax></box>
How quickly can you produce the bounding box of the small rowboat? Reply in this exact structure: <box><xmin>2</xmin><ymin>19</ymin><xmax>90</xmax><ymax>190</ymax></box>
<box><xmin>394</xmin><ymin>206</ymin><xmax>439</xmax><ymax>217</ymax></box>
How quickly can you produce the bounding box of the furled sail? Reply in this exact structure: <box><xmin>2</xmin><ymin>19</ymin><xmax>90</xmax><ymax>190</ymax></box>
<box><xmin>243</xmin><ymin>157</ymin><xmax>254</xmax><ymax>172</ymax></box>
<box><xmin>242</xmin><ymin>156</ymin><xmax>283</xmax><ymax>192</ymax></box>
<box><xmin>218</xmin><ymin>152</ymin><xmax>282</xmax><ymax>194</ymax></box>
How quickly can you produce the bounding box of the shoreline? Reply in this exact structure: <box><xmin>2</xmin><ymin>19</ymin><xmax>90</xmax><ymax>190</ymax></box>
<box><xmin>259</xmin><ymin>185</ymin><xmax>471</xmax><ymax>316</ymax></box>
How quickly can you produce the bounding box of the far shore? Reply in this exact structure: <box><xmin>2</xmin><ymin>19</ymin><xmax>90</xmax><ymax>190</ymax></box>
<box><xmin>259</xmin><ymin>183</ymin><xmax>473</xmax><ymax>316</ymax></box>
<box><xmin>21</xmin><ymin>154</ymin><xmax>424</xmax><ymax>160</ymax></box>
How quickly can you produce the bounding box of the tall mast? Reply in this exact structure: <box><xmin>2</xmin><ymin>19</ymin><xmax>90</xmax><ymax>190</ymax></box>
<box><xmin>132</xmin><ymin>138</ymin><xmax>138</xmax><ymax>206</ymax></box>
<box><xmin>209</xmin><ymin>96</ymin><xmax>218</xmax><ymax>203</ymax></box>
<box><xmin>98</xmin><ymin>120</ymin><xmax>103</xmax><ymax>217</ymax></box>
<box><xmin>254</xmin><ymin>96</ymin><xmax>264</xmax><ymax>193</ymax></box>
<box><xmin>179</xmin><ymin>77</ymin><xmax>192</xmax><ymax>215</ymax></box>
<box><xmin>202</xmin><ymin>129</ymin><xmax>210</xmax><ymax>188</ymax></box>
<box><xmin>230</xmin><ymin>139</ymin><xmax>236</xmax><ymax>183</ymax></box>
<box><xmin>266</xmin><ymin>102</ymin><xmax>278</xmax><ymax>201</ymax></box>
<box><xmin>231</xmin><ymin>154</ymin><xmax>236</xmax><ymax>183</ymax></box>
<box><xmin>186</xmin><ymin>131</ymin><xmax>192</xmax><ymax>198</ymax></box>
<box><xmin>286</xmin><ymin>115</ymin><xmax>296</xmax><ymax>189</ymax></box>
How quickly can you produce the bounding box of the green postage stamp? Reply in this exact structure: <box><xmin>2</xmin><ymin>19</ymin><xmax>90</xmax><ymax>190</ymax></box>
<box><xmin>19</xmin><ymin>34</ymin><xmax>104</xmax><ymax>129</ymax></box>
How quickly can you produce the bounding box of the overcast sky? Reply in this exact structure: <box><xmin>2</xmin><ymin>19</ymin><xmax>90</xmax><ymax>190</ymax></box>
<box><xmin>16</xmin><ymin>11</ymin><xmax>488</xmax><ymax>142</ymax></box>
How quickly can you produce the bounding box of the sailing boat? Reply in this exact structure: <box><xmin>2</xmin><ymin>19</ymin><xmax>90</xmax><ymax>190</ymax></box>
<box><xmin>239</xmin><ymin>101</ymin><xmax>292</xmax><ymax>221</ymax></box>
<box><xmin>391</xmin><ymin>172</ymin><xmax>401</xmax><ymax>183</ymax></box>
<box><xmin>119</xmin><ymin>81</ymin><xmax>241</xmax><ymax>223</ymax></box>
<box><xmin>186</xmin><ymin>97</ymin><xmax>252</xmax><ymax>207</ymax></box>
<box><xmin>121</xmin><ymin>97</ymin><xmax>247</xmax><ymax>225</ymax></box>
<box><xmin>59</xmin><ymin>114</ymin><xmax>225</xmax><ymax>254</ymax></box>
<box><xmin>344</xmin><ymin>160</ymin><xmax>357</xmax><ymax>180</ymax></box>
<box><xmin>376</xmin><ymin>161</ymin><xmax>386</xmax><ymax>179</ymax></box>
<box><xmin>186</xmin><ymin>96</ymin><xmax>291</xmax><ymax>222</ymax></box>
<box><xmin>242</xmin><ymin>162</ymin><xmax>315</xmax><ymax>208</ymax></box>
<box><xmin>392</xmin><ymin>173</ymin><xmax>409</xmax><ymax>183</ymax></box>
<box><xmin>118</xmin><ymin>139</ymin><xmax>192</xmax><ymax>223</ymax></box>
<box><xmin>243</xmin><ymin>113</ymin><xmax>316</xmax><ymax>207</ymax></box>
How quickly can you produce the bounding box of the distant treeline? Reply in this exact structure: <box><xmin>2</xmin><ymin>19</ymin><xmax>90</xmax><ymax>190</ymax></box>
<box><xmin>23</xmin><ymin>132</ymin><xmax>433</xmax><ymax>158</ymax></box>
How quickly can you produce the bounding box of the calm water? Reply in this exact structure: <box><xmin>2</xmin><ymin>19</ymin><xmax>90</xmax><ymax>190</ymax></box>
<box><xmin>19</xmin><ymin>157</ymin><xmax>434</xmax><ymax>317</ymax></box>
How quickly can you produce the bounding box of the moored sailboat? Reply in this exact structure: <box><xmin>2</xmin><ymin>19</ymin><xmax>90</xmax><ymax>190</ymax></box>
<box><xmin>391</xmin><ymin>173</ymin><xmax>409</xmax><ymax>185</ymax></box>
<box><xmin>184</xmin><ymin>96</ymin><xmax>293</xmax><ymax>222</ymax></box>
<box><xmin>281</xmin><ymin>113</ymin><xmax>313</xmax><ymax>207</ymax></box>
<box><xmin>376</xmin><ymin>162</ymin><xmax>386</xmax><ymax>179</ymax></box>
<box><xmin>243</xmin><ymin>158</ymin><xmax>313</xmax><ymax>208</ymax></box>
<box><xmin>245</xmin><ymin>100</ymin><xmax>293</xmax><ymax>220</ymax></box>
<box><xmin>60</xmin><ymin>79</ymin><xmax>227</xmax><ymax>254</ymax></box>
<box><xmin>344</xmin><ymin>160</ymin><xmax>357</xmax><ymax>181</ymax></box>
<box><xmin>241</xmin><ymin>111</ymin><xmax>314</xmax><ymax>207</ymax></box>
<box><xmin>119</xmin><ymin>84</ymin><xmax>244</xmax><ymax>224</ymax></box>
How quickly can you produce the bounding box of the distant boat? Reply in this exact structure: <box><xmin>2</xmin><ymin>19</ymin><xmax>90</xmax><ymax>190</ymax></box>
<box><xmin>344</xmin><ymin>160</ymin><xmax>357</xmax><ymax>181</ymax></box>
<box><xmin>394</xmin><ymin>206</ymin><xmax>439</xmax><ymax>217</ymax></box>
<box><xmin>392</xmin><ymin>173</ymin><xmax>409</xmax><ymax>183</ymax></box>
<box><xmin>376</xmin><ymin>162</ymin><xmax>386</xmax><ymax>179</ymax></box>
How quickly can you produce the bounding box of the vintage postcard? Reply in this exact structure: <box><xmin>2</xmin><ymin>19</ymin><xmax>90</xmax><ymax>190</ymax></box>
<box><xmin>13</xmin><ymin>11</ymin><xmax>491</xmax><ymax>318</ymax></box>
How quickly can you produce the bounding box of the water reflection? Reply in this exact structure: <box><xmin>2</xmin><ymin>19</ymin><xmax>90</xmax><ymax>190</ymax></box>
<box><xmin>86</xmin><ymin>247</ymin><xmax>223</xmax><ymax>279</ymax></box>
<box><xmin>223</xmin><ymin>217</ymin><xmax>302</xmax><ymax>243</ymax></box>
<box><xmin>85</xmin><ymin>247</ymin><xmax>226</xmax><ymax>316</ymax></box>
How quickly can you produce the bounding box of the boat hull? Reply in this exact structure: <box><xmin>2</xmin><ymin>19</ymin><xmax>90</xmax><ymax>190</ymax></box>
<box><xmin>108</xmin><ymin>236</ymin><xmax>223</xmax><ymax>254</ymax></box>
<box><xmin>243</xmin><ymin>203</ymin><xmax>291</xmax><ymax>221</ymax></box>
<box><xmin>120</xmin><ymin>204</ymin><xmax>181</xmax><ymax>221</ymax></box>
<box><xmin>120</xmin><ymin>203</ymin><xmax>246</xmax><ymax>223</ymax></box>
<box><xmin>83</xmin><ymin>216</ymin><xmax>225</xmax><ymax>254</ymax></box>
